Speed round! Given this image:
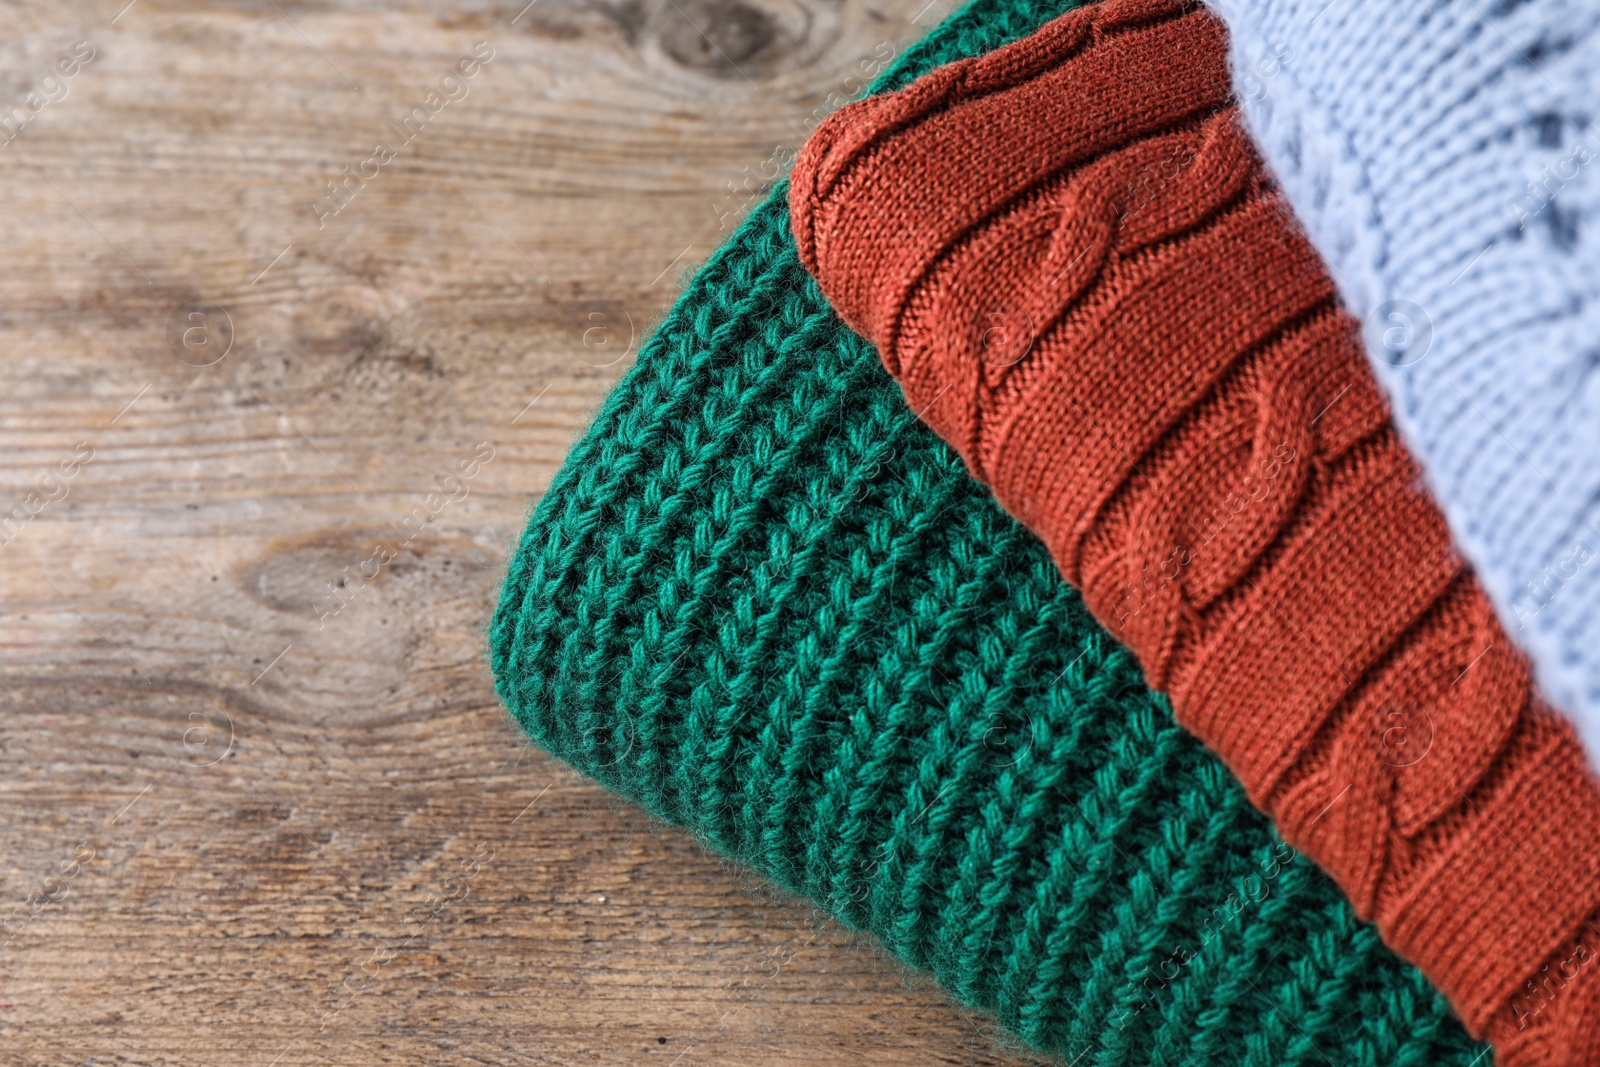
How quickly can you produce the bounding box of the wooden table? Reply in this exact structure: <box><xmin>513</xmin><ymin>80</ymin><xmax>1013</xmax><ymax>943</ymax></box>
<box><xmin>0</xmin><ymin>2</ymin><xmax>1047</xmax><ymax>1063</ymax></box>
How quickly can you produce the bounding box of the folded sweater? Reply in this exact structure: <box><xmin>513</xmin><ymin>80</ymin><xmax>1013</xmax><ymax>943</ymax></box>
<box><xmin>490</xmin><ymin>0</ymin><xmax>1488</xmax><ymax>1062</ymax></box>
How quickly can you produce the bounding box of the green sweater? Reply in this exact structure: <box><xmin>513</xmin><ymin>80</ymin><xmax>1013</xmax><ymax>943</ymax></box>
<box><xmin>489</xmin><ymin>0</ymin><xmax>1487</xmax><ymax>1061</ymax></box>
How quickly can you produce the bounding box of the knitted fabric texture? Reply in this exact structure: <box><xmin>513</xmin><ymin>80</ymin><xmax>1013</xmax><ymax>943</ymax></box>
<box><xmin>788</xmin><ymin>1</ymin><xmax>1600</xmax><ymax>1061</ymax></box>
<box><xmin>490</xmin><ymin>1</ymin><xmax>1491</xmax><ymax>1063</ymax></box>
<box><xmin>1203</xmin><ymin>0</ymin><xmax>1600</xmax><ymax>772</ymax></box>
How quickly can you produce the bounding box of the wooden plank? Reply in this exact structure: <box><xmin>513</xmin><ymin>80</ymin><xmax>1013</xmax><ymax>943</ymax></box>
<box><xmin>0</xmin><ymin>1</ymin><xmax>1049</xmax><ymax>1063</ymax></box>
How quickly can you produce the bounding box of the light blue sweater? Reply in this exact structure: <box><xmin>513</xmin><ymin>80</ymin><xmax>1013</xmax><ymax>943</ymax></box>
<box><xmin>1208</xmin><ymin>0</ymin><xmax>1600</xmax><ymax>770</ymax></box>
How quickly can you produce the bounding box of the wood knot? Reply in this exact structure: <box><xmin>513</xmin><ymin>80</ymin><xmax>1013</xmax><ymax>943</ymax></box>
<box><xmin>633</xmin><ymin>0</ymin><xmax>839</xmax><ymax>82</ymax></box>
<box><xmin>659</xmin><ymin>0</ymin><xmax>778</xmax><ymax>75</ymax></box>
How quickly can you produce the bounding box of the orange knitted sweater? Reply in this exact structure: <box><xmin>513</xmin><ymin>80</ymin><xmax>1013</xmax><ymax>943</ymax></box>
<box><xmin>789</xmin><ymin>1</ymin><xmax>1600</xmax><ymax>1062</ymax></box>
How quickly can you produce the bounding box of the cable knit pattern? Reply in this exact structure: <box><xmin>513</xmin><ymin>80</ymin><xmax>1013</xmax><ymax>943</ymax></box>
<box><xmin>1205</xmin><ymin>0</ymin><xmax>1600</xmax><ymax>774</ymax></box>
<box><xmin>790</xmin><ymin>2</ymin><xmax>1600</xmax><ymax>1062</ymax></box>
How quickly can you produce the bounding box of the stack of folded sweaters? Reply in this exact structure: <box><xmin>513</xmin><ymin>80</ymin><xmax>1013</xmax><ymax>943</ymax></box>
<box><xmin>490</xmin><ymin>1</ymin><xmax>1600</xmax><ymax>1062</ymax></box>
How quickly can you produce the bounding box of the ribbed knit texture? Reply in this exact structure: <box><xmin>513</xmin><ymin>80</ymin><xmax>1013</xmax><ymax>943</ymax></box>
<box><xmin>1204</xmin><ymin>0</ymin><xmax>1600</xmax><ymax>774</ymax></box>
<box><xmin>489</xmin><ymin>0</ymin><xmax>1487</xmax><ymax>1062</ymax></box>
<box><xmin>789</xmin><ymin>4</ymin><xmax>1600</xmax><ymax>1062</ymax></box>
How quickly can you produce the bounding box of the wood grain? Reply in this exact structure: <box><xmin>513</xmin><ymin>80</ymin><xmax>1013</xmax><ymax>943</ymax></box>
<box><xmin>0</xmin><ymin>1</ymin><xmax>1053</xmax><ymax>1064</ymax></box>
